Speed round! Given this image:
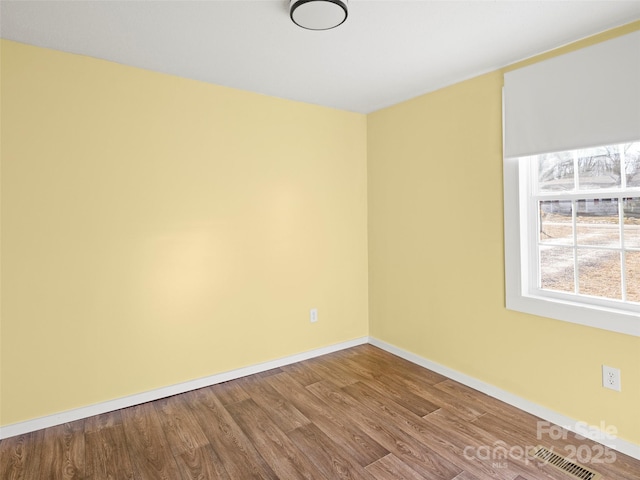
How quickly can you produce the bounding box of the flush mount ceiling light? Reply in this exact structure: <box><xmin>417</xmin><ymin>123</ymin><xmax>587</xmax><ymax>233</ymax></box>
<box><xmin>290</xmin><ymin>0</ymin><xmax>348</xmax><ymax>31</ymax></box>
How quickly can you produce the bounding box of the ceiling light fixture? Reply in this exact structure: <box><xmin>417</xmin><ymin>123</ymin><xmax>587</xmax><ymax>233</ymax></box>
<box><xmin>290</xmin><ymin>0</ymin><xmax>348</xmax><ymax>31</ymax></box>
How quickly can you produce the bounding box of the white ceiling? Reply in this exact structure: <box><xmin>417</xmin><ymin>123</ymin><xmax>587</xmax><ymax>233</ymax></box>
<box><xmin>2</xmin><ymin>0</ymin><xmax>640</xmax><ymax>113</ymax></box>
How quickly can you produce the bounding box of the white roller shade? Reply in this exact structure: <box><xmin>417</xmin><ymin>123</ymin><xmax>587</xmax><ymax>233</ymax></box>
<box><xmin>504</xmin><ymin>30</ymin><xmax>640</xmax><ymax>158</ymax></box>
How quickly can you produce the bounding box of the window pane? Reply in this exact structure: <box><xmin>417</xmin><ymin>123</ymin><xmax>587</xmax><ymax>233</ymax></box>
<box><xmin>538</xmin><ymin>151</ymin><xmax>574</xmax><ymax>191</ymax></box>
<box><xmin>626</xmin><ymin>251</ymin><xmax>640</xmax><ymax>303</ymax></box>
<box><xmin>576</xmin><ymin>199</ymin><xmax>619</xmax><ymax>247</ymax></box>
<box><xmin>624</xmin><ymin>142</ymin><xmax>640</xmax><ymax>188</ymax></box>
<box><xmin>540</xmin><ymin>246</ymin><xmax>574</xmax><ymax>293</ymax></box>
<box><xmin>539</xmin><ymin>201</ymin><xmax>573</xmax><ymax>244</ymax></box>
<box><xmin>577</xmin><ymin>249</ymin><xmax>621</xmax><ymax>299</ymax></box>
<box><xmin>529</xmin><ymin>142</ymin><xmax>640</xmax><ymax>315</ymax></box>
<box><xmin>577</xmin><ymin>145</ymin><xmax>621</xmax><ymax>190</ymax></box>
<box><xmin>623</xmin><ymin>197</ymin><xmax>640</xmax><ymax>248</ymax></box>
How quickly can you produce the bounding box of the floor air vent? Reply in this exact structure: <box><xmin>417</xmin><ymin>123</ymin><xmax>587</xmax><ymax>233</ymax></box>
<box><xmin>530</xmin><ymin>446</ymin><xmax>601</xmax><ymax>480</ymax></box>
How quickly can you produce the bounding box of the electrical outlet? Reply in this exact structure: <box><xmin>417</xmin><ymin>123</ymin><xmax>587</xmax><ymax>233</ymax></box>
<box><xmin>602</xmin><ymin>365</ymin><xmax>621</xmax><ymax>391</ymax></box>
<box><xmin>310</xmin><ymin>308</ymin><xmax>318</xmax><ymax>323</ymax></box>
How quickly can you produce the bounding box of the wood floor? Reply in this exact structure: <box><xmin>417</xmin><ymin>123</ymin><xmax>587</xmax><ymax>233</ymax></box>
<box><xmin>1</xmin><ymin>344</ymin><xmax>639</xmax><ymax>479</ymax></box>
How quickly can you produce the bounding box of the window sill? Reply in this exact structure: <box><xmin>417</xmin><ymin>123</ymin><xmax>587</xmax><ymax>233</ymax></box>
<box><xmin>506</xmin><ymin>290</ymin><xmax>640</xmax><ymax>337</ymax></box>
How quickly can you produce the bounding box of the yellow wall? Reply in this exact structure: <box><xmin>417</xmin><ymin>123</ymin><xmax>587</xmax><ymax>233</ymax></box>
<box><xmin>0</xmin><ymin>40</ymin><xmax>368</xmax><ymax>425</ymax></box>
<box><xmin>2</xmin><ymin>20</ymin><xmax>640</xmax><ymax>447</ymax></box>
<box><xmin>368</xmin><ymin>22</ymin><xmax>640</xmax><ymax>445</ymax></box>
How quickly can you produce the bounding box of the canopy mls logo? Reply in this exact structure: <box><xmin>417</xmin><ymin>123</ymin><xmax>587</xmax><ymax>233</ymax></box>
<box><xmin>462</xmin><ymin>440</ymin><xmax>531</xmax><ymax>469</ymax></box>
<box><xmin>463</xmin><ymin>421</ymin><xmax>618</xmax><ymax>469</ymax></box>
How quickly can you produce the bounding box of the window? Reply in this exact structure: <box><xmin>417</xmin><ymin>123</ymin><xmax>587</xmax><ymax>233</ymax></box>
<box><xmin>521</xmin><ymin>142</ymin><xmax>640</xmax><ymax>314</ymax></box>
<box><xmin>504</xmin><ymin>144</ymin><xmax>640</xmax><ymax>337</ymax></box>
<box><xmin>502</xmin><ymin>30</ymin><xmax>640</xmax><ymax>336</ymax></box>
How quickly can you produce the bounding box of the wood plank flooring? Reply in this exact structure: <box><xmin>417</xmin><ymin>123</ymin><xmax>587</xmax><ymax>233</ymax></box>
<box><xmin>1</xmin><ymin>344</ymin><xmax>639</xmax><ymax>479</ymax></box>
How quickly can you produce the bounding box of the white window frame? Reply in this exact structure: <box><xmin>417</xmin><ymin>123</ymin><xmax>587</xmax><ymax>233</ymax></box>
<box><xmin>504</xmin><ymin>154</ymin><xmax>640</xmax><ymax>337</ymax></box>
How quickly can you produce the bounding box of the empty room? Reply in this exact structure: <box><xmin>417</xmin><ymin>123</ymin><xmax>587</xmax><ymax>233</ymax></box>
<box><xmin>1</xmin><ymin>1</ymin><xmax>639</xmax><ymax>479</ymax></box>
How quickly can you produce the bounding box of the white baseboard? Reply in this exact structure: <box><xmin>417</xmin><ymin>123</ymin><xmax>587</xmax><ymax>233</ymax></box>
<box><xmin>368</xmin><ymin>337</ymin><xmax>640</xmax><ymax>461</ymax></box>
<box><xmin>0</xmin><ymin>336</ymin><xmax>369</xmax><ymax>440</ymax></box>
<box><xmin>3</xmin><ymin>334</ymin><xmax>639</xmax><ymax>462</ymax></box>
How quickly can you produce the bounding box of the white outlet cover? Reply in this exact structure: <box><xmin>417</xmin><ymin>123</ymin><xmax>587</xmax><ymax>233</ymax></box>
<box><xmin>602</xmin><ymin>365</ymin><xmax>621</xmax><ymax>392</ymax></box>
<box><xmin>310</xmin><ymin>308</ymin><xmax>318</xmax><ymax>323</ymax></box>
